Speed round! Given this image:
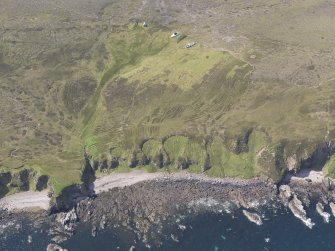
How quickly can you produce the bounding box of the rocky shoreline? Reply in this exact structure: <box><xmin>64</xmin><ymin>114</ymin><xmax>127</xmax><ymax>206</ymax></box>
<box><xmin>1</xmin><ymin>171</ymin><xmax>335</xmax><ymax>250</ymax></box>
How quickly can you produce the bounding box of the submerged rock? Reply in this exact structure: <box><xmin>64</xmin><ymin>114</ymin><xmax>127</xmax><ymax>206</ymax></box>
<box><xmin>288</xmin><ymin>195</ymin><xmax>314</xmax><ymax>229</ymax></box>
<box><xmin>91</xmin><ymin>226</ymin><xmax>98</xmax><ymax>237</ymax></box>
<box><xmin>242</xmin><ymin>210</ymin><xmax>262</xmax><ymax>225</ymax></box>
<box><xmin>47</xmin><ymin>243</ymin><xmax>68</xmax><ymax>251</ymax></box>
<box><xmin>100</xmin><ymin>214</ymin><xmax>107</xmax><ymax>229</ymax></box>
<box><xmin>316</xmin><ymin>202</ymin><xmax>330</xmax><ymax>223</ymax></box>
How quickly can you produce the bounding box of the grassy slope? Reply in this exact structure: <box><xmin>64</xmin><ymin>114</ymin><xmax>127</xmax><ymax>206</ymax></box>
<box><xmin>2</xmin><ymin>0</ymin><xmax>335</xmax><ymax>196</ymax></box>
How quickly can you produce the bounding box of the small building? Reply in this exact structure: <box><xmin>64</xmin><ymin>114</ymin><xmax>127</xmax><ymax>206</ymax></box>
<box><xmin>186</xmin><ymin>42</ymin><xmax>197</xmax><ymax>49</ymax></box>
<box><xmin>171</xmin><ymin>32</ymin><xmax>180</xmax><ymax>38</ymax></box>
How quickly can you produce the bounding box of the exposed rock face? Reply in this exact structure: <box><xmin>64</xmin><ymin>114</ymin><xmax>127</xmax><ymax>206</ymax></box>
<box><xmin>286</xmin><ymin>155</ymin><xmax>298</xmax><ymax>171</ymax></box>
<box><xmin>316</xmin><ymin>202</ymin><xmax>330</xmax><ymax>223</ymax></box>
<box><xmin>153</xmin><ymin>153</ymin><xmax>164</xmax><ymax>168</ymax></box>
<box><xmin>128</xmin><ymin>152</ymin><xmax>139</xmax><ymax>168</ymax></box>
<box><xmin>280</xmin><ymin>184</ymin><xmax>316</xmax><ymax>228</ymax></box>
<box><xmin>0</xmin><ymin>169</ymin><xmax>50</xmax><ymax>197</ymax></box>
<box><xmin>74</xmin><ymin>177</ymin><xmax>276</xmax><ymax>243</ymax></box>
<box><xmin>288</xmin><ymin>195</ymin><xmax>314</xmax><ymax>229</ymax></box>
<box><xmin>140</xmin><ymin>155</ymin><xmax>150</xmax><ymax>166</ymax></box>
<box><xmin>91</xmin><ymin>226</ymin><xmax>98</xmax><ymax>237</ymax></box>
<box><xmin>47</xmin><ymin>243</ymin><xmax>68</xmax><ymax>251</ymax></box>
<box><xmin>92</xmin><ymin>160</ymin><xmax>99</xmax><ymax>171</ymax></box>
<box><xmin>279</xmin><ymin>185</ymin><xmax>293</xmax><ymax>204</ymax></box>
<box><xmin>233</xmin><ymin>128</ymin><xmax>253</xmax><ymax>154</ymax></box>
<box><xmin>55</xmin><ymin>208</ymin><xmax>78</xmax><ymax>232</ymax></box>
<box><xmin>242</xmin><ymin>210</ymin><xmax>262</xmax><ymax>225</ymax></box>
<box><xmin>50</xmin><ymin>187</ymin><xmax>80</xmax><ymax>213</ymax></box>
<box><xmin>202</xmin><ymin>154</ymin><xmax>211</xmax><ymax>172</ymax></box>
<box><xmin>100</xmin><ymin>214</ymin><xmax>107</xmax><ymax>229</ymax></box>
<box><xmin>10</xmin><ymin>169</ymin><xmax>30</xmax><ymax>191</ymax></box>
<box><xmin>111</xmin><ymin>157</ymin><xmax>119</xmax><ymax>169</ymax></box>
<box><xmin>100</xmin><ymin>159</ymin><xmax>108</xmax><ymax>171</ymax></box>
<box><xmin>0</xmin><ymin>172</ymin><xmax>12</xmax><ymax>196</ymax></box>
<box><xmin>176</xmin><ymin>156</ymin><xmax>190</xmax><ymax>170</ymax></box>
<box><xmin>329</xmin><ymin>202</ymin><xmax>335</xmax><ymax>217</ymax></box>
<box><xmin>35</xmin><ymin>175</ymin><xmax>49</xmax><ymax>191</ymax></box>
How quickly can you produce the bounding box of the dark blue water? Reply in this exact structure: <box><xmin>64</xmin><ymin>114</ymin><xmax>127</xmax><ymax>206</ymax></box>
<box><xmin>1</xmin><ymin>206</ymin><xmax>335</xmax><ymax>251</ymax></box>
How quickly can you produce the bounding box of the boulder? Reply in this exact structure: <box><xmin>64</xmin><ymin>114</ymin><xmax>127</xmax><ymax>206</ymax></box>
<box><xmin>47</xmin><ymin>244</ymin><xmax>68</xmax><ymax>251</ymax></box>
<box><xmin>91</xmin><ymin>226</ymin><xmax>98</xmax><ymax>237</ymax></box>
<box><xmin>286</xmin><ymin>155</ymin><xmax>298</xmax><ymax>171</ymax></box>
<box><xmin>55</xmin><ymin>208</ymin><xmax>78</xmax><ymax>231</ymax></box>
<box><xmin>279</xmin><ymin>185</ymin><xmax>293</xmax><ymax>203</ymax></box>
<box><xmin>330</xmin><ymin>202</ymin><xmax>335</xmax><ymax>217</ymax></box>
<box><xmin>288</xmin><ymin>195</ymin><xmax>314</xmax><ymax>229</ymax></box>
<box><xmin>316</xmin><ymin>202</ymin><xmax>330</xmax><ymax>223</ymax></box>
<box><xmin>242</xmin><ymin>210</ymin><xmax>262</xmax><ymax>225</ymax></box>
<box><xmin>100</xmin><ymin>214</ymin><xmax>107</xmax><ymax>229</ymax></box>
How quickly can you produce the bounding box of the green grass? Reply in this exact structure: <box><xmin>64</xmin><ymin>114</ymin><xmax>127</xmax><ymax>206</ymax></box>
<box><xmin>28</xmin><ymin>155</ymin><xmax>83</xmax><ymax>196</ymax></box>
<box><xmin>2</xmin><ymin>12</ymin><xmax>335</xmax><ymax>198</ymax></box>
<box><xmin>323</xmin><ymin>155</ymin><xmax>335</xmax><ymax>178</ymax></box>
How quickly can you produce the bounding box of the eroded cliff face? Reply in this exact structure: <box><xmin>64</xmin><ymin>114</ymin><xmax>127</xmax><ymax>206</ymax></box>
<box><xmin>0</xmin><ymin>169</ymin><xmax>49</xmax><ymax>197</ymax></box>
<box><xmin>1</xmin><ymin>134</ymin><xmax>334</xmax><ymax>210</ymax></box>
<box><xmin>85</xmin><ymin>130</ymin><xmax>335</xmax><ymax>184</ymax></box>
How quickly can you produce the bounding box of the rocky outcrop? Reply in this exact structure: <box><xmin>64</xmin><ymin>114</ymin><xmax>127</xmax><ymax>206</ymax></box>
<box><xmin>10</xmin><ymin>169</ymin><xmax>30</xmax><ymax>191</ymax></box>
<box><xmin>176</xmin><ymin>156</ymin><xmax>190</xmax><ymax>170</ymax></box>
<box><xmin>50</xmin><ymin>185</ymin><xmax>87</xmax><ymax>213</ymax></box>
<box><xmin>153</xmin><ymin>152</ymin><xmax>164</xmax><ymax>168</ymax></box>
<box><xmin>73</xmin><ymin>177</ymin><xmax>276</xmax><ymax>244</ymax></box>
<box><xmin>329</xmin><ymin>202</ymin><xmax>335</xmax><ymax>217</ymax></box>
<box><xmin>286</xmin><ymin>155</ymin><xmax>298</xmax><ymax>171</ymax></box>
<box><xmin>35</xmin><ymin>175</ymin><xmax>49</xmax><ymax>191</ymax></box>
<box><xmin>202</xmin><ymin>153</ymin><xmax>211</xmax><ymax>172</ymax></box>
<box><xmin>0</xmin><ymin>172</ymin><xmax>12</xmax><ymax>196</ymax></box>
<box><xmin>316</xmin><ymin>202</ymin><xmax>330</xmax><ymax>223</ymax></box>
<box><xmin>47</xmin><ymin>243</ymin><xmax>68</xmax><ymax>251</ymax></box>
<box><xmin>91</xmin><ymin>226</ymin><xmax>98</xmax><ymax>237</ymax></box>
<box><xmin>111</xmin><ymin>157</ymin><xmax>120</xmax><ymax>169</ymax></box>
<box><xmin>128</xmin><ymin>152</ymin><xmax>139</xmax><ymax>168</ymax></box>
<box><xmin>279</xmin><ymin>185</ymin><xmax>293</xmax><ymax>204</ymax></box>
<box><xmin>55</xmin><ymin>208</ymin><xmax>78</xmax><ymax>232</ymax></box>
<box><xmin>0</xmin><ymin>169</ymin><xmax>49</xmax><ymax>198</ymax></box>
<box><xmin>288</xmin><ymin>195</ymin><xmax>314</xmax><ymax>229</ymax></box>
<box><xmin>242</xmin><ymin>210</ymin><xmax>262</xmax><ymax>225</ymax></box>
<box><xmin>232</xmin><ymin>128</ymin><xmax>253</xmax><ymax>154</ymax></box>
<box><xmin>99</xmin><ymin>214</ymin><xmax>107</xmax><ymax>229</ymax></box>
<box><xmin>279</xmin><ymin>185</ymin><xmax>314</xmax><ymax>229</ymax></box>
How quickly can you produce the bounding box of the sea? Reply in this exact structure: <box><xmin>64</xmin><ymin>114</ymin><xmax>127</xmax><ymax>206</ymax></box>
<box><xmin>1</xmin><ymin>204</ymin><xmax>335</xmax><ymax>251</ymax></box>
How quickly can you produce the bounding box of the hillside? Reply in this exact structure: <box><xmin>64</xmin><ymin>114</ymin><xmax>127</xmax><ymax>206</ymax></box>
<box><xmin>1</xmin><ymin>0</ymin><xmax>335</xmax><ymax>196</ymax></box>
